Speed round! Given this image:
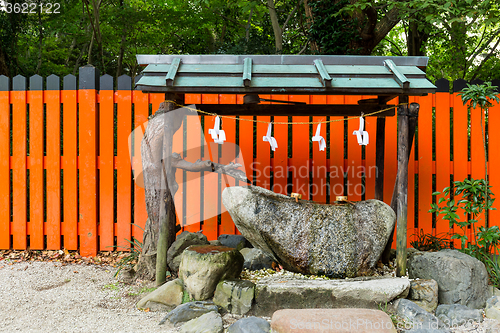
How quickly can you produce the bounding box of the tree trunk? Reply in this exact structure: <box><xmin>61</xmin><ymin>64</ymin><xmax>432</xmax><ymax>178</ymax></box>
<box><xmin>134</xmin><ymin>100</ymin><xmax>184</xmax><ymax>281</ymax></box>
<box><xmin>267</xmin><ymin>0</ymin><xmax>283</xmax><ymax>54</ymax></box>
<box><xmin>407</xmin><ymin>20</ymin><xmax>429</xmax><ymax>56</ymax></box>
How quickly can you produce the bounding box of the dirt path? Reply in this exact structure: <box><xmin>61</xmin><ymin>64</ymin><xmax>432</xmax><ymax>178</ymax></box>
<box><xmin>0</xmin><ymin>261</ymin><xmax>176</xmax><ymax>333</ymax></box>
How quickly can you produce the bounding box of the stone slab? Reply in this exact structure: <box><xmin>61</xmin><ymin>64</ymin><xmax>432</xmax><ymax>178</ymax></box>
<box><xmin>252</xmin><ymin>276</ymin><xmax>410</xmax><ymax>317</ymax></box>
<box><xmin>271</xmin><ymin>309</ymin><xmax>396</xmax><ymax>332</ymax></box>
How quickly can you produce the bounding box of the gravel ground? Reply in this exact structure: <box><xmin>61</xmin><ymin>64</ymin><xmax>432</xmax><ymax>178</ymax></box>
<box><xmin>1</xmin><ymin>260</ymin><xmax>499</xmax><ymax>333</ymax></box>
<box><xmin>0</xmin><ymin>261</ymin><xmax>172</xmax><ymax>333</ymax></box>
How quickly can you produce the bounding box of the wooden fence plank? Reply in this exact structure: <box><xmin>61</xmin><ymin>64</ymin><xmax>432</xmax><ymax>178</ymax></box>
<box><xmin>311</xmin><ymin>95</ymin><xmax>327</xmax><ymax>203</ymax></box>
<box><xmin>290</xmin><ymin>95</ymin><xmax>310</xmax><ymax>199</ymax></box>
<box><xmin>172</xmin><ymin>104</ymin><xmax>184</xmax><ymax>233</ymax></box>
<box><xmin>453</xmin><ymin>93</ymin><xmax>469</xmax><ymax>248</ymax></box>
<box><xmin>183</xmin><ymin>115</ymin><xmax>202</xmax><ymax>233</ymax></box>
<box><xmin>385</xmin><ymin>101</ymin><xmax>398</xmax><ymax>248</ymax></box>
<box><xmin>435</xmin><ymin>92</ymin><xmax>452</xmax><ymax>237</ymax></box>
<box><xmin>78</xmin><ymin>67</ymin><xmax>98</xmax><ymax>257</ymax></box>
<box><xmin>132</xmin><ymin>90</ymin><xmax>149</xmax><ymax>243</ymax></box>
<box><xmin>28</xmin><ymin>77</ymin><xmax>44</xmax><ymax>250</ymax></box>
<box><xmin>45</xmin><ymin>76</ymin><xmax>61</xmax><ymax>250</ymax></box>
<box><xmin>62</xmin><ymin>75</ymin><xmax>78</xmax><ymax>250</ymax></box>
<box><xmin>346</xmin><ymin>95</ymin><xmax>363</xmax><ymax>201</ymax></box>
<box><xmin>272</xmin><ymin>94</ymin><xmax>288</xmax><ymax>195</ymax></box>
<box><xmin>98</xmin><ymin>76</ymin><xmax>115</xmax><ymax>251</ymax></box>
<box><xmin>470</xmin><ymin>98</ymin><xmax>487</xmax><ymax>233</ymax></box>
<box><xmin>418</xmin><ymin>94</ymin><xmax>434</xmax><ymax>235</ymax></box>
<box><xmin>201</xmin><ymin>94</ymin><xmax>219</xmax><ymax>240</ymax></box>
<box><xmin>11</xmin><ymin>77</ymin><xmax>27</xmax><ymax>250</ymax></box>
<box><xmin>364</xmin><ymin>115</ymin><xmax>377</xmax><ymax>200</ymax></box>
<box><xmin>256</xmin><ymin>116</ymin><xmax>271</xmax><ymax>189</ymax></box>
<box><xmin>0</xmin><ymin>78</ymin><xmax>10</xmax><ymax>249</ymax></box>
<box><xmin>116</xmin><ymin>79</ymin><xmax>133</xmax><ymax>251</ymax></box>
<box><xmin>328</xmin><ymin>95</ymin><xmax>345</xmax><ymax>199</ymax></box>
<box><xmin>489</xmin><ymin>99</ymin><xmax>500</xmax><ymax>244</ymax></box>
<box><xmin>218</xmin><ymin>94</ymin><xmax>237</xmax><ymax>235</ymax></box>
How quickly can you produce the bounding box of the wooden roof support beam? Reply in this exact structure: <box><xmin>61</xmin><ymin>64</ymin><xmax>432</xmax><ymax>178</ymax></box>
<box><xmin>314</xmin><ymin>59</ymin><xmax>332</xmax><ymax>87</ymax></box>
<box><xmin>384</xmin><ymin>59</ymin><xmax>410</xmax><ymax>89</ymax></box>
<box><xmin>166</xmin><ymin>58</ymin><xmax>181</xmax><ymax>87</ymax></box>
<box><xmin>243</xmin><ymin>58</ymin><xmax>252</xmax><ymax>87</ymax></box>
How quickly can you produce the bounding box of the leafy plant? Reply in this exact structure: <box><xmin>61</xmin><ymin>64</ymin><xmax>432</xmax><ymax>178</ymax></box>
<box><xmin>458</xmin><ymin>82</ymin><xmax>499</xmax><ymax>227</ymax></box>
<box><xmin>112</xmin><ymin>223</ymin><xmax>144</xmax><ymax>278</ymax></box>
<box><xmin>430</xmin><ymin>178</ymin><xmax>495</xmax><ymax>250</ymax></box>
<box><xmin>410</xmin><ymin>229</ymin><xmax>450</xmax><ymax>251</ymax></box>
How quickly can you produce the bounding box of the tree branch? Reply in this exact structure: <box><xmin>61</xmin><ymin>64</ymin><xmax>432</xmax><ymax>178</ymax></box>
<box><xmin>171</xmin><ymin>153</ymin><xmax>250</xmax><ymax>183</ymax></box>
<box><xmin>283</xmin><ymin>0</ymin><xmax>303</xmax><ymax>32</ymax></box>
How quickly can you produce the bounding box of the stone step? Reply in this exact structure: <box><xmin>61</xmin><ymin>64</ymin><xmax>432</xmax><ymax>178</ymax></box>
<box><xmin>252</xmin><ymin>276</ymin><xmax>410</xmax><ymax>317</ymax></box>
<box><xmin>271</xmin><ymin>309</ymin><xmax>397</xmax><ymax>332</ymax></box>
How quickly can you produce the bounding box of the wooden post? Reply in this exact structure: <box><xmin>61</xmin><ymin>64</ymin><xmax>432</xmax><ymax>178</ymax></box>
<box><xmin>395</xmin><ymin>101</ymin><xmax>409</xmax><ymax>276</ymax></box>
<box><xmin>382</xmin><ymin>102</ymin><xmax>419</xmax><ymax>264</ymax></box>
<box><xmin>374</xmin><ymin>116</ymin><xmax>386</xmax><ymax>201</ymax></box>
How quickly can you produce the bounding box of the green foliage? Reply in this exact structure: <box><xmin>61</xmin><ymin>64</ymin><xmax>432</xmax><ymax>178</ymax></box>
<box><xmin>410</xmin><ymin>229</ymin><xmax>450</xmax><ymax>252</ymax></box>
<box><xmin>429</xmin><ymin>178</ymin><xmax>495</xmax><ymax>250</ymax></box>
<box><xmin>307</xmin><ymin>0</ymin><xmax>361</xmax><ymax>55</ymax></box>
<box><xmin>459</xmin><ymin>82</ymin><xmax>500</xmax><ymax>110</ymax></box>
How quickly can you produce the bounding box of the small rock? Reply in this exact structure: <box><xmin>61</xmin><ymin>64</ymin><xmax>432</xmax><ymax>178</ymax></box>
<box><xmin>167</xmin><ymin>231</ymin><xmax>210</xmax><ymax>274</ymax></box>
<box><xmin>408</xmin><ymin>249</ymin><xmax>490</xmax><ymax>308</ymax></box>
<box><xmin>179</xmin><ymin>245</ymin><xmax>244</xmax><ymax>300</ymax></box>
<box><xmin>136</xmin><ymin>278</ymin><xmax>183</xmax><ymax>309</ymax></box>
<box><xmin>240</xmin><ymin>248</ymin><xmax>275</xmax><ymax>271</ymax></box>
<box><xmin>180</xmin><ymin>311</ymin><xmax>223</xmax><ymax>333</ymax></box>
<box><xmin>213</xmin><ymin>279</ymin><xmax>255</xmax><ymax>315</ymax></box>
<box><xmin>227</xmin><ymin>316</ymin><xmax>270</xmax><ymax>333</ymax></box>
<box><xmin>408</xmin><ymin>279</ymin><xmax>438</xmax><ymax>312</ymax></box>
<box><xmin>271</xmin><ymin>309</ymin><xmax>396</xmax><ymax>332</ymax></box>
<box><xmin>393</xmin><ymin>299</ymin><xmax>447</xmax><ymax>331</ymax></box>
<box><xmin>485</xmin><ymin>296</ymin><xmax>500</xmax><ymax>320</ymax></box>
<box><xmin>159</xmin><ymin>301</ymin><xmax>219</xmax><ymax>326</ymax></box>
<box><xmin>218</xmin><ymin>234</ymin><xmax>251</xmax><ymax>250</ymax></box>
<box><xmin>436</xmin><ymin>304</ymin><xmax>483</xmax><ymax>327</ymax></box>
<box><xmin>209</xmin><ymin>240</ymin><xmax>222</xmax><ymax>246</ymax></box>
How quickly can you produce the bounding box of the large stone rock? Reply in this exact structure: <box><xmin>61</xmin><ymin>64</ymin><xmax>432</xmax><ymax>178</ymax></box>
<box><xmin>227</xmin><ymin>317</ymin><xmax>270</xmax><ymax>333</ymax></box>
<box><xmin>136</xmin><ymin>278</ymin><xmax>183</xmax><ymax>310</ymax></box>
<box><xmin>167</xmin><ymin>231</ymin><xmax>210</xmax><ymax>274</ymax></box>
<box><xmin>240</xmin><ymin>248</ymin><xmax>275</xmax><ymax>271</ymax></box>
<box><xmin>436</xmin><ymin>304</ymin><xmax>483</xmax><ymax>326</ymax></box>
<box><xmin>408</xmin><ymin>279</ymin><xmax>438</xmax><ymax>312</ymax></box>
<box><xmin>213</xmin><ymin>279</ymin><xmax>255</xmax><ymax>315</ymax></box>
<box><xmin>179</xmin><ymin>245</ymin><xmax>244</xmax><ymax>300</ymax></box>
<box><xmin>159</xmin><ymin>301</ymin><xmax>219</xmax><ymax>326</ymax></box>
<box><xmin>222</xmin><ymin>186</ymin><xmax>396</xmax><ymax>278</ymax></box>
<box><xmin>271</xmin><ymin>309</ymin><xmax>396</xmax><ymax>332</ymax></box>
<box><xmin>485</xmin><ymin>296</ymin><xmax>500</xmax><ymax>320</ymax></box>
<box><xmin>179</xmin><ymin>312</ymin><xmax>223</xmax><ymax>333</ymax></box>
<box><xmin>252</xmin><ymin>275</ymin><xmax>409</xmax><ymax>317</ymax></box>
<box><xmin>393</xmin><ymin>299</ymin><xmax>449</xmax><ymax>332</ymax></box>
<box><xmin>408</xmin><ymin>249</ymin><xmax>490</xmax><ymax>308</ymax></box>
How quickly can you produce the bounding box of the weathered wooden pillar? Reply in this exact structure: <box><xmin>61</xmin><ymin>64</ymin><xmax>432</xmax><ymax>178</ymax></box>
<box><xmin>381</xmin><ymin>101</ymin><xmax>419</xmax><ymax>265</ymax></box>
<box><xmin>392</xmin><ymin>98</ymin><xmax>420</xmax><ymax>276</ymax></box>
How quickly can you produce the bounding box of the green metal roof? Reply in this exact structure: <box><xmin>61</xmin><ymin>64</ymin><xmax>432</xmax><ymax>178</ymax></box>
<box><xmin>135</xmin><ymin>55</ymin><xmax>436</xmax><ymax>96</ymax></box>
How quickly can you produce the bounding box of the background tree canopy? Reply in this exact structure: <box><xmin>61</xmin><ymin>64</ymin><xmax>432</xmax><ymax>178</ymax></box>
<box><xmin>1</xmin><ymin>0</ymin><xmax>499</xmax><ymax>82</ymax></box>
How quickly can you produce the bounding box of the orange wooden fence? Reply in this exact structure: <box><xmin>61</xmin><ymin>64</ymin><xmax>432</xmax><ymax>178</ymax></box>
<box><xmin>0</xmin><ymin>70</ymin><xmax>499</xmax><ymax>256</ymax></box>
